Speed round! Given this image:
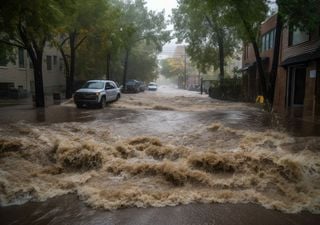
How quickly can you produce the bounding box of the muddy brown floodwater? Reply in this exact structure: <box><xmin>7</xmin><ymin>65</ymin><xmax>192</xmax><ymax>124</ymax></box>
<box><xmin>0</xmin><ymin>86</ymin><xmax>320</xmax><ymax>225</ymax></box>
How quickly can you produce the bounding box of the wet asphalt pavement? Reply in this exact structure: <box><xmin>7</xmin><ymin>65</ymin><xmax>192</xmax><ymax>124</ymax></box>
<box><xmin>1</xmin><ymin>86</ymin><xmax>320</xmax><ymax>225</ymax></box>
<box><xmin>1</xmin><ymin>195</ymin><xmax>320</xmax><ymax>225</ymax></box>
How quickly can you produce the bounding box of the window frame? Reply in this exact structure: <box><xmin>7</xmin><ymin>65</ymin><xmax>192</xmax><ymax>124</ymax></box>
<box><xmin>260</xmin><ymin>28</ymin><xmax>276</xmax><ymax>52</ymax></box>
<box><xmin>288</xmin><ymin>26</ymin><xmax>310</xmax><ymax>46</ymax></box>
<box><xmin>18</xmin><ymin>47</ymin><xmax>25</xmax><ymax>68</ymax></box>
<box><xmin>46</xmin><ymin>55</ymin><xmax>52</xmax><ymax>71</ymax></box>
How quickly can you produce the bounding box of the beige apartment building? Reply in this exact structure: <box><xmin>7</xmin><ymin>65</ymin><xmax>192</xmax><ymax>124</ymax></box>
<box><xmin>0</xmin><ymin>44</ymin><xmax>65</xmax><ymax>97</ymax></box>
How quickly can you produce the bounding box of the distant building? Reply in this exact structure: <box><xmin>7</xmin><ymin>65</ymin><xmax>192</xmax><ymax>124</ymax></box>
<box><xmin>0</xmin><ymin>44</ymin><xmax>65</xmax><ymax>97</ymax></box>
<box><xmin>173</xmin><ymin>45</ymin><xmax>201</xmax><ymax>89</ymax></box>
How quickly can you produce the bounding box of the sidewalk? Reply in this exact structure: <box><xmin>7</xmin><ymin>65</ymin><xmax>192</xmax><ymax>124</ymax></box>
<box><xmin>0</xmin><ymin>94</ymin><xmax>72</xmax><ymax>108</ymax></box>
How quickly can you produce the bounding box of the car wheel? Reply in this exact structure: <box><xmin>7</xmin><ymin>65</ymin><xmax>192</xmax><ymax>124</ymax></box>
<box><xmin>115</xmin><ymin>93</ymin><xmax>120</xmax><ymax>101</ymax></box>
<box><xmin>99</xmin><ymin>97</ymin><xmax>106</xmax><ymax>108</ymax></box>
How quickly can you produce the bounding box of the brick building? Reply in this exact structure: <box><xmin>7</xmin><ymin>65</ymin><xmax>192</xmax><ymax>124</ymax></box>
<box><xmin>242</xmin><ymin>14</ymin><xmax>277</xmax><ymax>101</ymax></box>
<box><xmin>242</xmin><ymin>13</ymin><xmax>320</xmax><ymax>117</ymax></box>
<box><xmin>273</xmin><ymin>23</ymin><xmax>320</xmax><ymax>117</ymax></box>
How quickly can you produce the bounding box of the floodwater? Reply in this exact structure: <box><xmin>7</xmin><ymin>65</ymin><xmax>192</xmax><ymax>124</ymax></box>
<box><xmin>1</xmin><ymin>86</ymin><xmax>320</xmax><ymax>225</ymax></box>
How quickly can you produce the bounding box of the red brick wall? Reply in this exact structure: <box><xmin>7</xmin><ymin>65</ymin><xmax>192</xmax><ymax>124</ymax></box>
<box><xmin>273</xmin><ymin>66</ymin><xmax>287</xmax><ymax>112</ymax></box>
<box><xmin>243</xmin><ymin>14</ymin><xmax>277</xmax><ymax>70</ymax></box>
<box><xmin>304</xmin><ymin>63</ymin><xmax>317</xmax><ymax>115</ymax></box>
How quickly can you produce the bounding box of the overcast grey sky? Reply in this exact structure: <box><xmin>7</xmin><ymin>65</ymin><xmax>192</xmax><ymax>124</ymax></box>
<box><xmin>145</xmin><ymin>0</ymin><xmax>177</xmax><ymax>17</ymax></box>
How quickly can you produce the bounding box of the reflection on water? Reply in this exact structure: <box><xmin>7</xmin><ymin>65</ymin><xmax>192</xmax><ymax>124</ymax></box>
<box><xmin>36</xmin><ymin>108</ymin><xmax>46</xmax><ymax>122</ymax></box>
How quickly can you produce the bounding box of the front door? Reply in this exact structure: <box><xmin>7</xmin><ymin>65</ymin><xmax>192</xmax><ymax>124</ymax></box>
<box><xmin>287</xmin><ymin>67</ymin><xmax>306</xmax><ymax>107</ymax></box>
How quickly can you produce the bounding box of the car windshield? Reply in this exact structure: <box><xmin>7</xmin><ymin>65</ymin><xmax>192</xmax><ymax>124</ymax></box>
<box><xmin>82</xmin><ymin>81</ymin><xmax>104</xmax><ymax>89</ymax></box>
<box><xmin>126</xmin><ymin>80</ymin><xmax>137</xmax><ymax>85</ymax></box>
<box><xmin>149</xmin><ymin>82</ymin><xmax>157</xmax><ymax>86</ymax></box>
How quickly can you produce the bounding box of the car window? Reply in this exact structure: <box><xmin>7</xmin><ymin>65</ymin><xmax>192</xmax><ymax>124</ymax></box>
<box><xmin>82</xmin><ymin>82</ymin><xmax>104</xmax><ymax>89</ymax></box>
<box><xmin>105</xmin><ymin>82</ymin><xmax>115</xmax><ymax>89</ymax></box>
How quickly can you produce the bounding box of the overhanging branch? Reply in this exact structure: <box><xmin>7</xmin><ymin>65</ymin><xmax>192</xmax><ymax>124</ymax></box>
<box><xmin>0</xmin><ymin>39</ymin><xmax>24</xmax><ymax>48</ymax></box>
<box><xmin>75</xmin><ymin>36</ymin><xmax>87</xmax><ymax>50</ymax></box>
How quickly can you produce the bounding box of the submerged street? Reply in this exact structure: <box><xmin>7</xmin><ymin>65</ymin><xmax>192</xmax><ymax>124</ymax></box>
<box><xmin>1</xmin><ymin>87</ymin><xmax>320</xmax><ymax>225</ymax></box>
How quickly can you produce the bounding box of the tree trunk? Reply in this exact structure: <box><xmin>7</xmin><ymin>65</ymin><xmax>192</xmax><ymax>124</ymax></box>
<box><xmin>269</xmin><ymin>13</ymin><xmax>283</xmax><ymax>106</ymax></box>
<box><xmin>122</xmin><ymin>48</ymin><xmax>129</xmax><ymax>90</ymax></box>
<box><xmin>234</xmin><ymin>5</ymin><xmax>270</xmax><ymax>109</ymax></box>
<box><xmin>65</xmin><ymin>32</ymin><xmax>76</xmax><ymax>99</ymax></box>
<box><xmin>184</xmin><ymin>53</ymin><xmax>187</xmax><ymax>89</ymax></box>
<box><xmin>27</xmin><ymin>47</ymin><xmax>45</xmax><ymax>107</ymax></box>
<box><xmin>59</xmin><ymin>46</ymin><xmax>70</xmax><ymax>99</ymax></box>
<box><xmin>33</xmin><ymin>56</ymin><xmax>45</xmax><ymax>107</ymax></box>
<box><xmin>316</xmin><ymin>60</ymin><xmax>320</xmax><ymax>116</ymax></box>
<box><xmin>217</xmin><ymin>31</ymin><xmax>225</xmax><ymax>85</ymax></box>
<box><xmin>106</xmin><ymin>53</ymin><xmax>111</xmax><ymax>80</ymax></box>
<box><xmin>252</xmin><ymin>41</ymin><xmax>268</xmax><ymax>103</ymax></box>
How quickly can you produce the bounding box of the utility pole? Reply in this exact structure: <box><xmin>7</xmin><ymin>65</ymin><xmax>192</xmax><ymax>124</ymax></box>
<box><xmin>184</xmin><ymin>45</ymin><xmax>187</xmax><ymax>89</ymax></box>
<box><xmin>184</xmin><ymin>53</ymin><xmax>187</xmax><ymax>89</ymax></box>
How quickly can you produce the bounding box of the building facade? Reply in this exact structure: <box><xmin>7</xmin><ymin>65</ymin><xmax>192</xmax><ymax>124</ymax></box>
<box><xmin>242</xmin><ymin>14</ymin><xmax>277</xmax><ymax>102</ymax></box>
<box><xmin>242</xmin><ymin>13</ymin><xmax>320</xmax><ymax>117</ymax></box>
<box><xmin>273</xmin><ymin>24</ymin><xmax>320</xmax><ymax>117</ymax></box>
<box><xmin>0</xmin><ymin>44</ymin><xmax>66</xmax><ymax>97</ymax></box>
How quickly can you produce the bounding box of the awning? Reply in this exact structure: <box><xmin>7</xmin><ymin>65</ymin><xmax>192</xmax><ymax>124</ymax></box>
<box><xmin>240</xmin><ymin>62</ymin><xmax>255</xmax><ymax>71</ymax></box>
<box><xmin>281</xmin><ymin>47</ymin><xmax>320</xmax><ymax>67</ymax></box>
<box><xmin>240</xmin><ymin>57</ymin><xmax>268</xmax><ymax>71</ymax></box>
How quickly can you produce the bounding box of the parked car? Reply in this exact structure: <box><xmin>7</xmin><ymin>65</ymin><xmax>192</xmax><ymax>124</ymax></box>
<box><xmin>137</xmin><ymin>81</ymin><xmax>146</xmax><ymax>92</ymax></box>
<box><xmin>148</xmin><ymin>82</ymin><xmax>158</xmax><ymax>91</ymax></box>
<box><xmin>125</xmin><ymin>79</ymin><xmax>140</xmax><ymax>93</ymax></box>
<box><xmin>124</xmin><ymin>79</ymin><xmax>146</xmax><ymax>93</ymax></box>
<box><xmin>74</xmin><ymin>80</ymin><xmax>121</xmax><ymax>108</ymax></box>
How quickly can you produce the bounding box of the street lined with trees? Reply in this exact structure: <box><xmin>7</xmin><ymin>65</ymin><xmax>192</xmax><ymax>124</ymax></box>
<box><xmin>0</xmin><ymin>0</ymin><xmax>170</xmax><ymax>107</ymax></box>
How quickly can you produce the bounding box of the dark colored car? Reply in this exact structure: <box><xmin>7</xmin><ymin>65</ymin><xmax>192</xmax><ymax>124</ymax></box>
<box><xmin>125</xmin><ymin>80</ymin><xmax>145</xmax><ymax>93</ymax></box>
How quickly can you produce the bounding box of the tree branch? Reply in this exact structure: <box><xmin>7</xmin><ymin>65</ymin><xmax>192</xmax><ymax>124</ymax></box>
<box><xmin>205</xmin><ymin>15</ymin><xmax>215</xmax><ymax>30</ymax></box>
<box><xmin>60</xmin><ymin>36</ymin><xmax>70</xmax><ymax>47</ymax></box>
<box><xmin>75</xmin><ymin>36</ymin><xmax>87</xmax><ymax>50</ymax></box>
<box><xmin>0</xmin><ymin>39</ymin><xmax>24</xmax><ymax>48</ymax></box>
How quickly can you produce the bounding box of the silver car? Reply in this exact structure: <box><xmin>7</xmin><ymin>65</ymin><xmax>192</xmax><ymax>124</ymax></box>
<box><xmin>74</xmin><ymin>80</ymin><xmax>121</xmax><ymax>108</ymax></box>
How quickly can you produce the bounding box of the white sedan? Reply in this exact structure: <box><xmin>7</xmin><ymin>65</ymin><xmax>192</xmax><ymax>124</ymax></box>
<box><xmin>148</xmin><ymin>82</ymin><xmax>158</xmax><ymax>91</ymax></box>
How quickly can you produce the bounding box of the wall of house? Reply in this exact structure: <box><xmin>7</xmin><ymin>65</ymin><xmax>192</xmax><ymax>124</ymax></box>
<box><xmin>260</xmin><ymin>14</ymin><xmax>277</xmax><ymax>72</ymax></box>
<box><xmin>242</xmin><ymin>14</ymin><xmax>277</xmax><ymax>102</ymax></box>
<box><xmin>0</xmin><ymin>45</ymin><xmax>65</xmax><ymax>96</ymax></box>
<box><xmin>304</xmin><ymin>62</ymin><xmax>317</xmax><ymax>115</ymax></box>
<box><xmin>273</xmin><ymin>66</ymin><xmax>287</xmax><ymax>112</ymax></box>
<box><xmin>273</xmin><ymin>25</ymin><xmax>320</xmax><ymax>115</ymax></box>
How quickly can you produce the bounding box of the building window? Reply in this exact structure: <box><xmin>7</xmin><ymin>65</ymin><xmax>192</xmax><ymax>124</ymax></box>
<box><xmin>53</xmin><ymin>55</ymin><xmax>57</xmax><ymax>66</ymax></box>
<box><xmin>0</xmin><ymin>49</ymin><xmax>8</xmax><ymax>66</ymax></box>
<box><xmin>28</xmin><ymin>56</ymin><xmax>33</xmax><ymax>69</ymax></box>
<box><xmin>46</xmin><ymin>55</ymin><xmax>52</xmax><ymax>71</ymax></box>
<box><xmin>289</xmin><ymin>27</ymin><xmax>309</xmax><ymax>46</ymax></box>
<box><xmin>261</xmin><ymin>29</ymin><xmax>276</xmax><ymax>52</ymax></box>
<box><xmin>59</xmin><ymin>58</ymin><xmax>64</xmax><ymax>71</ymax></box>
<box><xmin>18</xmin><ymin>47</ymin><xmax>25</xmax><ymax>68</ymax></box>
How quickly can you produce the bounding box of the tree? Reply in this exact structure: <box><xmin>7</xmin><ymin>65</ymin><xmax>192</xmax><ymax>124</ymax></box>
<box><xmin>126</xmin><ymin>42</ymin><xmax>159</xmax><ymax>82</ymax></box>
<box><xmin>117</xmin><ymin>0</ymin><xmax>171</xmax><ymax>89</ymax></box>
<box><xmin>173</xmin><ymin>0</ymin><xmax>239</xmax><ymax>83</ymax></box>
<box><xmin>277</xmin><ymin>0</ymin><xmax>320</xmax><ymax>31</ymax></box>
<box><xmin>219</xmin><ymin>0</ymin><xmax>270</xmax><ymax>106</ymax></box>
<box><xmin>0</xmin><ymin>0</ymin><xmax>65</xmax><ymax>107</ymax></box>
<box><xmin>160</xmin><ymin>57</ymin><xmax>186</xmax><ymax>88</ymax></box>
<box><xmin>56</xmin><ymin>0</ymin><xmax>110</xmax><ymax>99</ymax></box>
